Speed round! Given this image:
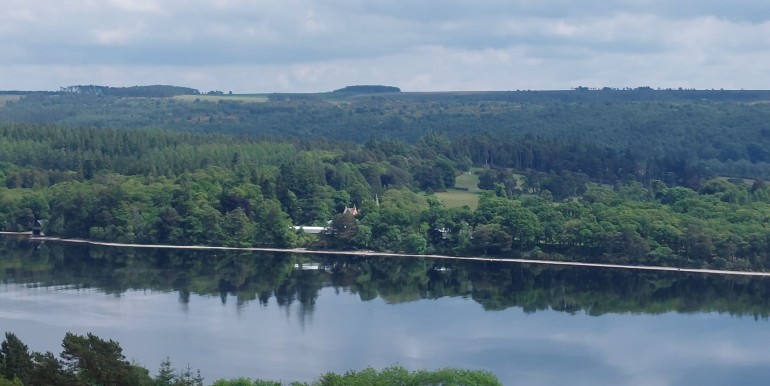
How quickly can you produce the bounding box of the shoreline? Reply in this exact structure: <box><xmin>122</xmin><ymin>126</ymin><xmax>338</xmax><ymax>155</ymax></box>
<box><xmin>3</xmin><ymin>232</ymin><xmax>770</xmax><ymax>277</ymax></box>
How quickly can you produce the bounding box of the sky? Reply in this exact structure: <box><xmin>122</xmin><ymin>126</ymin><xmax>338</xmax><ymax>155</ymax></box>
<box><xmin>2</xmin><ymin>0</ymin><xmax>770</xmax><ymax>93</ymax></box>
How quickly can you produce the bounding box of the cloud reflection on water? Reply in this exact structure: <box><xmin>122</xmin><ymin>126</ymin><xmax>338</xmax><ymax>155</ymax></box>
<box><xmin>1</xmin><ymin>285</ymin><xmax>769</xmax><ymax>385</ymax></box>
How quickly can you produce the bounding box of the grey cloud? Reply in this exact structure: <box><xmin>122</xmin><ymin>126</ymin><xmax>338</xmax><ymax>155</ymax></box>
<box><xmin>4</xmin><ymin>0</ymin><xmax>762</xmax><ymax>66</ymax></box>
<box><xmin>339</xmin><ymin>0</ymin><xmax>770</xmax><ymax>23</ymax></box>
<box><xmin>1</xmin><ymin>0</ymin><xmax>770</xmax><ymax>90</ymax></box>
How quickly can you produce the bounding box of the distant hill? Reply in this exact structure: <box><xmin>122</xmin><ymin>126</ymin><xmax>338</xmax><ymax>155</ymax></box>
<box><xmin>331</xmin><ymin>85</ymin><xmax>401</xmax><ymax>94</ymax></box>
<box><xmin>4</xmin><ymin>87</ymin><xmax>770</xmax><ymax>180</ymax></box>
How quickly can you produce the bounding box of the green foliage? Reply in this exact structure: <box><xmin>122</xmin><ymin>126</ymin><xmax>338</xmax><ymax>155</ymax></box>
<box><xmin>211</xmin><ymin>378</ymin><xmax>285</xmax><ymax>386</ymax></box>
<box><xmin>153</xmin><ymin>357</ymin><xmax>203</xmax><ymax>386</ymax></box>
<box><xmin>0</xmin><ymin>329</ymin><xmax>502</xmax><ymax>386</ymax></box>
<box><xmin>315</xmin><ymin>365</ymin><xmax>501</xmax><ymax>386</ymax></box>
<box><xmin>0</xmin><ymin>377</ymin><xmax>22</xmax><ymax>386</ymax></box>
<box><xmin>324</xmin><ymin>212</ymin><xmax>359</xmax><ymax>249</ymax></box>
<box><xmin>472</xmin><ymin>224</ymin><xmax>512</xmax><ymax>255</ymax></box>
<box><xmin>3</xmin><ymin>97</ymin><xmax>770</xmax><ymax>270</ymax></box>
<box><xmin>0</xmin><ymin>333</ymin><xmax>31</xmax><ymax>384</ymax></box>
<box><xmin>29</xmin><ymin>351</ymin><xmax>68</xmax><ymax>386</ymax></box>
<box><xmin>0</xmin><ymin>331</ymin><xmax>157</xmax><ymax>386</ymax></box>
<box><xmin>60</xmin><ymin>332</ymin><xmax>141</xmax><ymax>385</ymax></box>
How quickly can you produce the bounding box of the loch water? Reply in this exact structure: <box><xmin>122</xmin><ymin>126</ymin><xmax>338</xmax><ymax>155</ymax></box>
<box><xmin>1</xmin><ymin>237</ymin><xmax>770</xmax><ymax>385</ymax></box>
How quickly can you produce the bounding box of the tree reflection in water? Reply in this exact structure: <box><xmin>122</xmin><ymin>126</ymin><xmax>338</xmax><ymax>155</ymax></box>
<box><xmin>1</xmin><ymin>237</ymin><xmax>770</xmax><ymax>319</ymax></box>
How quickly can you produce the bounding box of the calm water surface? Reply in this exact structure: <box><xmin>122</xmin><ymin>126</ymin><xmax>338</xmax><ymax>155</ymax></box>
<box><xmin>1</xmin><ymin>238</ymin><xmax>770</xmax><ymax>385</ymax></box>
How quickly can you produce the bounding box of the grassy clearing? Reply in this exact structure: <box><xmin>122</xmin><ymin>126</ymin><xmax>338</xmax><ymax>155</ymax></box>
<box><xmin>455</xmin><ymin>171</ymin><xmax>482</xmax><ymax>192</ymax></box>
<box><xmin>435</xmin><ymin>191</ymin><xmax>480</xmax><ymax>210</ymax></box>
<box><xmin>434</xmin><ymin>170</ymin><xmax>483</xmax><ymax>209</ymax></box>
<box><xmin>172</xmin><ymin>94</ymin><xmax>268</xmax><ymax>103</ymax></box>
<box><xmin>0</xmin><ymin>95</ymin><xmax>22</xmax><ymax>105</ymax></box>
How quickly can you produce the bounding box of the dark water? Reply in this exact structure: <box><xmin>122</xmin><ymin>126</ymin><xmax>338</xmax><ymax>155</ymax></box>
<box><xmin>2</xmin><ymin>237</ymin><xmax>770</xmax><ymax>385</ymax></box>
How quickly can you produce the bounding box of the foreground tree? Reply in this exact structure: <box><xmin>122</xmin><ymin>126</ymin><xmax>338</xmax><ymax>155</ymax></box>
<box><xmin>0</xmin><ymin>333</ymin><xmax>32</xmax><ymax>384</ymax></box>
<box><xmin>60</xmin><ymin>332</ymin><xmax>152</xmax><ymax>386</ymax></box>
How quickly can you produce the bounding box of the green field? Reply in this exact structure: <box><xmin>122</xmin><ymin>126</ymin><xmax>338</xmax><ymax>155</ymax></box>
<box><xmin>173</xmin><ymin>94</ymin><xmax>268</xmax><ymax>103</ymax></box>
<box><xmin>455</xmin><ymin>171</ymin><xmax>483</xmax><ymax>192</ymax></box>
<box><xmin>434</xmin><ymin>169</ymin><xmax>533</xmax><ymax>209</ymax></box>
<box><xmin>435</xmin><ymin>191</ymin><xmax>480</xmax><ymax>209</ymax></box>
<box><xmin>435</xmin><ymin>170</ymin><xmax>482</xmax><ymax>209</ymax></box>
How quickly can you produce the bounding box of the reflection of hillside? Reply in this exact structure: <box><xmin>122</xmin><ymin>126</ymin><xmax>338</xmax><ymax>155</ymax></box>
<box><xmin>465</xmin><ymin>262</ymin><xmax>770</xmax><ymax>317</ymax></box>
<box><xmin>1</xmin><ymin>238</ymin><xmax>770</xmax><ymax>318</ymax></box>
<box><xmin>330</xmin><ymin>258</ymin><xmax>474</xmax><ymax>305</ymax></box>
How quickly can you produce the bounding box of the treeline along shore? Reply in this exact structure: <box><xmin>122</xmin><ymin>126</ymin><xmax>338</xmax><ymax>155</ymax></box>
<box><xmin>2</xmin><ymin>88</ymin><xmax>770</xmax><ymax>271</ymax></box>
<box><xmin>2</xmin><ymin>232</ymin><xmax>770</xmax><ymax>278</ymax></box>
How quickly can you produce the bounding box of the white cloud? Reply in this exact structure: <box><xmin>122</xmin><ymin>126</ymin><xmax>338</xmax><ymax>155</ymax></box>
<box><xmin>1</xmin><ymin>0</ymin><xmax>769</xmax><ymax>91</ymax></box>
<box><xmin>104</xmin><ymin>0</ymin><xmax>164</xmax><ymax>14</ymax></box>
<box><xmin>92</xmin><ymin>23</ymin><xmax>147</xmax><ymax>45</ymax></box>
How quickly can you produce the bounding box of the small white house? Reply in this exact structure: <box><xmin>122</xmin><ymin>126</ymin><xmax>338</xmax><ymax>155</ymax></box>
<box><xmin>293</xmin><ymin>226</ymin><xmax>327</xmax><ymax>234</ymax></box>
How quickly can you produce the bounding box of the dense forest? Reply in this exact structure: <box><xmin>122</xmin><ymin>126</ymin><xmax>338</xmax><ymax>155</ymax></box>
<box><xmin>0</xmin><ymin>329</ymin><xmax>499</xmax><ymax>385</ymax></box>
<box><xmin>2</xmin><ymin>88</ymin><xmax>770</xmax><ymax>270</ymax></box>
<box><xmin>3</xmin><ymin>88</ymin><xmax>770</xmax><ymax>179</ymax></box>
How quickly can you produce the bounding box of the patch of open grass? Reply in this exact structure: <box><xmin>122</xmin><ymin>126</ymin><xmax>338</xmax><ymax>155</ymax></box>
<box><xmin>172</xmin><ymin>94</ymin><xmax>268</xmax><ymax>103</ymax></box>
<box><xmin>434</xmin><ymin>170</ymin><xmax>486</xmax><ymax>209</ymax></box>
<box><xmin>435</xmin><ymin>191</ymin><xmax>480</xmax><ymax>210</ymax></box>
<box><xmin>455</xmin><ymin>171</ymin><xmax>482</xmax><ymax>192</ymax></box>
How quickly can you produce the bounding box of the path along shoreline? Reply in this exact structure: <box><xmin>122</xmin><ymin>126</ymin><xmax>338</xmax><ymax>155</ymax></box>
<box><xmin>3</xmin><ymin>231</ymin><xmax>770</xmax><ymax>277</ymax></box>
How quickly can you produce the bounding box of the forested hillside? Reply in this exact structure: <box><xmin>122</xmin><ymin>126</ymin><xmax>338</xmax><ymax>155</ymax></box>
<box><xmin>2</xmin><ymin>88</ymin><xmax>770</xmax><ymax>179</ymax></box>
<box><xmin>2</xmin><ymin>88</ymin><xmax>770</xmax><ymax>270</ymax></box>
<box><xmin>1</xmin><ymin>120</ymin><xmax>770</xmax><ymax>271</ymax></box>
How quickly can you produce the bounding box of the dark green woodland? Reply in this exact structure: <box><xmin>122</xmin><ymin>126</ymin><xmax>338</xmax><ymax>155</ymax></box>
<box><xmin>2</xmin><ymin>86</ymin><xmax>770</xmax><ymax>270</ymax></box>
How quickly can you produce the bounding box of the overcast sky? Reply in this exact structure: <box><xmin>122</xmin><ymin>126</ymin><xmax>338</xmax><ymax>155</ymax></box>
<box><xmin>2</xmin><ymin>0</ymin><xmax>770</xmax><ymax>92</ymax></box>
